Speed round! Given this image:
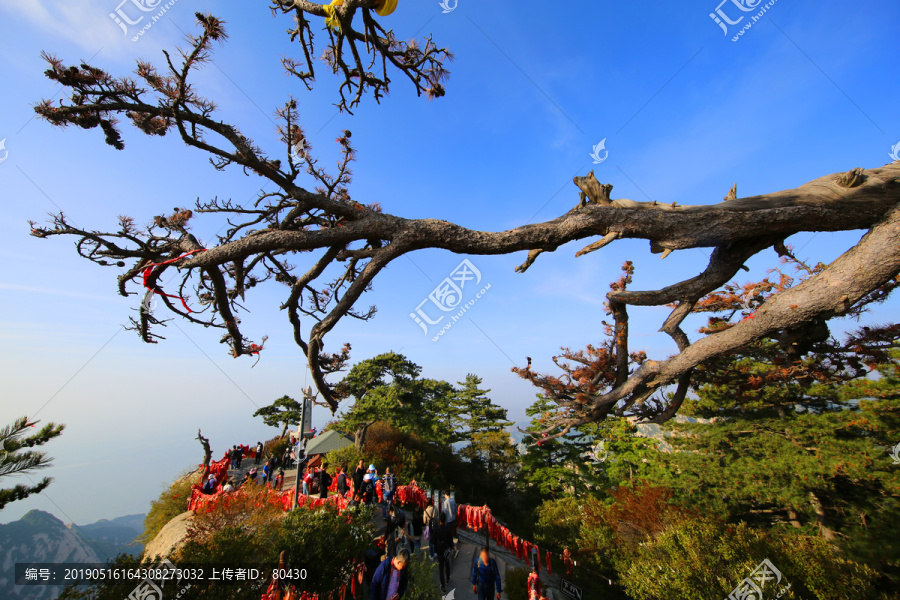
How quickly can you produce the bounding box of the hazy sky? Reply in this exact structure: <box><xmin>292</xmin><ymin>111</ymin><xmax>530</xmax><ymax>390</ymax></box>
<box><xmin>1</xmin><ymin>0</ymin><xmax>898</xmax><ymax>525</ymax></box>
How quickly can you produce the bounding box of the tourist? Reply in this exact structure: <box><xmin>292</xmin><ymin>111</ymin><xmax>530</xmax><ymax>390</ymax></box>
<box><xmin>222</xmin><ymin>479</ymin><xmax>235</xmax><ymax>493</ymax></box>
<box><xmin>273</xmin><ymin>468</ymin><xmax>285</xmax><ymax>491</ymax></box>
<box><xmin>318</xmin><ymin>463</ymin><xmax>333</xmax><ymax>499</ymax></box>
<box><xmin>527</xmin><ymin>567</ymin><xmax>542</xmax><ymax>600</ymax></box>
<box><xmin>471</xmin><ymin>547</ymin><xmax>503</xmax><ymax>600</ymax></box>
<box><xmin>443</xmin><ymin>490</ymin><xmax>458</xmax><ymax>537</ymax></box>
<box><xmin>337</xmin><ymin>465</ymin><xmax>350</xmax><ymax>497</ymax></box>
<box><xmin>254</xmin><ymin>441</ymin><xmax>263</xmax><ymax>465</ymax></box>
<box><xmin>201</xmin><ymin>474</ymin><xmax>216</xmax><ymax>494</ymax></box>
<box><xmin>348</xmin><ymin>490</ymin><xmax>363</xmax><ymax>509</ymax></box>
<box><xmin>302</xmin><ymin>466</ymin><xmax>313</xmax><ymax>496</ymax></box>
<box><xmin>353</xmin><ymin>460</ymin><xmax>366</xmax><ymax>495</ymax></box>
<box><xmin>282</xmin><ymin>446</ymin><xmax>292</xmax><ymax>469</ymax></box>
<box><xmin>230</xmin><ymin>445</ymin><xmax>238</xmax><ymax>470</ymax></box>
<box><xmin>235</xmin><ymin>445</ymin><xmax>244</xmax><ymax>469</ymax></box>
<box><xmin>265</xmin><ymin>456</ymin><xmax>277</xmax><ymax>483</ymax></box>
<box><xmin>367</xmin><ymin>464</ymin><xmax>380</xmax><ymax>503</ymax></box>
<box><xmin>433</xmin><ymin>512</ymin><xmax>455</xmax><ymax>592</ymax></box>
<box><xmin>248</xmin><ymin>467</ymin><xmax>258</xmax><ymax>484</ymax></box>
<box><xmin>362</xmin><ymin>473</ymin><xmax>376</xmax><ymax>505</ymax></box>
<box><xmin>385</xmin><ymin>505</ymin><xmax>402</xmax><ymax>558</ymax></box>
<box><xmin>381</xmin><ymin>467</ymin><xmax>397</xmax><ymax>519</ymax></box>
<box><xmin>369</xmin><ymin>548</ymin><xmax>409</xmax><ymax>600</ymax></box>
<box><xmin>409</xmin><ymin>504</ymin><xmax>424</xmax><ymax>554</ymax></box>
<box><xmin>423</xmin><ymin>496</ymin><xmax>438</xmax><ymax>559</ymax></box>
<box><xmin>262</xmin><ymin>462</ymin><xmax>271</xmax><ymax>484</ymax></box>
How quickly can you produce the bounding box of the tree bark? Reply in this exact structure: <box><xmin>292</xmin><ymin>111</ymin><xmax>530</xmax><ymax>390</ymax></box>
<box><xmin>196</xmin><ymin>429</ymin><xmax>212</xmax><ymax>476</ymax></box>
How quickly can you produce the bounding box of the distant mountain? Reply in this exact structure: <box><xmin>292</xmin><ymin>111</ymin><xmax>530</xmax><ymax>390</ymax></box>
<box><xmin>73</xmin><ymin>513</ymin><xmax>145</xmax><ymax>560</ymax></box>
<box><xmin>0</xmin><ymin>510</ymin><xmax>145</xmax><ymax>600</ymax></box>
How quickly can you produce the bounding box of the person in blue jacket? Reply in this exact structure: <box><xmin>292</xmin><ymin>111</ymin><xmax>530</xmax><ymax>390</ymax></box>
<box><xmin>471</xmin><ymin>547</ymin><xmax>502</xmax><ymax>600</ymax></box>
<box><xmin>370</xmin><ymin>548</ymin><xmax>410</xmax><ymax>600</ymax></box>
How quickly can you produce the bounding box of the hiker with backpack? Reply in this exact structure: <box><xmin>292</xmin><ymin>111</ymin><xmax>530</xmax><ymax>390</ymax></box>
<box><xmin>381</xmin><ymin>467</ymin><xmax>397</xmax><ymax>518</ymax></box>
<box><xmin>471</xmin><ymin>547</ymin><xmax>503</xmax><ymax>600</ymax></box>
<box><xmin>254</xmin><ymin>441</ymin><xmax>263</xmax><ymax>465</ymax></box>
<box><xmin>362</xmin><ymin>473</ymin><xmax>376</xmax><ymax>505</ymax></box>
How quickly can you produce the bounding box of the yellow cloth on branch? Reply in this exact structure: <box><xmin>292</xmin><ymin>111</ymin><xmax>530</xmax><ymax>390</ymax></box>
<box><xmin>323</xmin><ymin>0</ymin><xmax>398</xmax><ymax>31</ymax></box>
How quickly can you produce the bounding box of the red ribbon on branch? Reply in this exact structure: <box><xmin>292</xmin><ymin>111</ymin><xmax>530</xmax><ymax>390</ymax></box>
<box><xmin>141</xmin><ymin>249</ymin><xmax>206</xmax><ymax>313</ymax></box>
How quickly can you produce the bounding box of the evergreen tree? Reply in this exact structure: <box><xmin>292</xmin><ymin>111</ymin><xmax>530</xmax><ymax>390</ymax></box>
<box><xmin>652</xmin><ymin>348</ymin><xmax>900</xmax><ymax>583</ymax></box>
<box><xmin>0</xmin><ymin>417</ymin><xmax>65</xmax><ymax>510</ymax></box>
<box><xmin>518</xmin><ymin>396</ymin><xmax>602</xmax><ymax>499</ymax></box>
<box><xmin>338</xmin><ymin>352</ymin><xmax>462</xmax><ymax>445</ymax></box>
<box><xmin>253</xmin><ymin>395</ymin><xmax>303</xmax><ymax>438</ymax></box>
<box><xmin>456</xmin><ymin>374</ymin><xmax>513</xmax><ymax>436</ymax></box>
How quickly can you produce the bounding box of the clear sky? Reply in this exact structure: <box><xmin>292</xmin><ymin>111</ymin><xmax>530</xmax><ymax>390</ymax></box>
<box><xmin>1</xmin><ymin>0</ymin><xmax>898</xmax><ymax>525</ymax></box>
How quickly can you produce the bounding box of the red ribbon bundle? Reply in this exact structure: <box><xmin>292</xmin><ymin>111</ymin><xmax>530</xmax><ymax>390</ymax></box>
<box><xmin>458</xmin><ymin>503</ymin><xmax>562</xmax><ymax>577</ymax></box>
<box><xmin>186</xmin><ymin>464</ymin><xmax>434</xmax><ymax>600</ymax></box>
<box><xmin>141</xmin><ymin>249</ymin><xmax>206</xmax><ymax>313</ymax></box>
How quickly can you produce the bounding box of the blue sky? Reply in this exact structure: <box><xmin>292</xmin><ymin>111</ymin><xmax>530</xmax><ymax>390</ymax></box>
<box><xmin>0</xmin><ymin>0</ymin><xmax>898</xmax><ymax>524</ymax></box>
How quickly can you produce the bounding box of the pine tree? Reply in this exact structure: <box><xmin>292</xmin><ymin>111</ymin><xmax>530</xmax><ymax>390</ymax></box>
<box><xmin>518</xmin><ymin>396</ymin><xmax>603</xmax><ymax>498</ymax></box>
<box><xmin>253</xmin><ymin>395</ymin><xmax>304</xmax><ymax>438</ymax></box>
<box><xmin>456</xmin><ymin>374</ymin><xmax>513</xmax><ymax>436</ymax></box>
<box><xmin>338</xmin><ymin>352</ymin><xmax>462</xmax><ymax>445</ymax></box>
<box><xmin>0</xmin><ymin>417</ymin><xmax>65</xmax><ymax>510</ymax></box>
<box><xmin>655</xmin><ymin>348</ymin><xmax>900</xmax><ymax>582</ymax></box>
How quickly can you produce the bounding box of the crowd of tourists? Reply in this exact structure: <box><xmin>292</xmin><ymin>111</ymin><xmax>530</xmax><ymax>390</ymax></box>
<box><xmin>196</xmin><ymin>438</ymin><xmax>512</xmax><ymax>600</ymax></box>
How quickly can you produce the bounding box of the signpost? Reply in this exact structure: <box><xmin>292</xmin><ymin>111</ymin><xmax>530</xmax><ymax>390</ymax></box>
<box><xmin>561</xmin><ymin>579</ymin><xmax>583</xmax><ymax>600</ymax></box>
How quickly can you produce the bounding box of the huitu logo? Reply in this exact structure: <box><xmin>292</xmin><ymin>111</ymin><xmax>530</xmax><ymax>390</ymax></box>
<box><xmin>739</xmin><ymin>289</ymin><xmax>762</xmax><ymax>312</ymax></box>
<box><xmin>890</xmin><ymin>141</ymin><xmax>900</xmax><ymax>163</ymax></box>
<box><xmin>890</xmin><ymin>442</ymin><xmax>900</xmax><ymax>465</ymax></box>
<box><xmin>442</xmin><ymin>589</ymin><xmax>456</xmax><ymax>600</ymax></box>
<box><xmin>589</xmin><ymin>139</ymin><xmax>609</xmax><ymax>164</ymax></box>
<box><xmin>410</xmin><ymin>259</ymin><xmax>491</xmax><ymax>341</ymax></box>
<box><xmin>711</xmin><ymin>0</ymin><xmax>782</xmax><ymax>42</ymax></box>
<box><xmin>109</xmin><ymin>0</ymin><xmax>164</xmax><ymax>34</ymax></box>
<box><xmin>439</xmin><ymin>0</ymin><xmax>458</xmax><ymax>14</ymax></box>
<box><xmin>141</xmin><ymin>292</ymin><xmax>159</xmax><ymax>315</ymax></box>
<box><xmin>110</xmin><ymin>0</ymin><xmax>180</xmax><ymax>42</ymax></box>
<box><xmin>727</xmin><ymin>558</ymin><xmax>791</xmax><ymax>600</ymax></box>
<box><xmin>588</xmin><ymin>440</ymin><xmax>609</xmax><ymax>464</ymax></box>
<box><xmin>0</xmin><ymin>138</ymin><xmax>8</xmax><ymax>164</ymax></box>
<box><xmin>709</xmin><ymin>0</ymin><xmax>764</xmax><ymax>34</ymax></box>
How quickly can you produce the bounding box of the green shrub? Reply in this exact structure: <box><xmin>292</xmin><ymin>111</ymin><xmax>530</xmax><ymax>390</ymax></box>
<box><xmin>504</xmin><ymin>566</ymin><xmax>530</xmax><ymax>600</ymax></box>
<box><xmin>138</xmin><ymin>468</ymin><xmax>200</xmax><ymax>546</ymax></box>
<box><xmin>326</xmin><ymin>445</ymin><xmax>373</xmax><ymax>475</ymax></box>
<box><xmin>266</xmin><ymin>436</ymin><xmax>290</xmax><ymax>461</ymax></box>
<box><xmin>402</xmin><ymin>552</ymin><xmax>444</xmax><ymax>600</ymax></box>
<box><xmin>277</xmin><ymin>504</ymin><xmax>375</xmax><ymax>595</ymax></box>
